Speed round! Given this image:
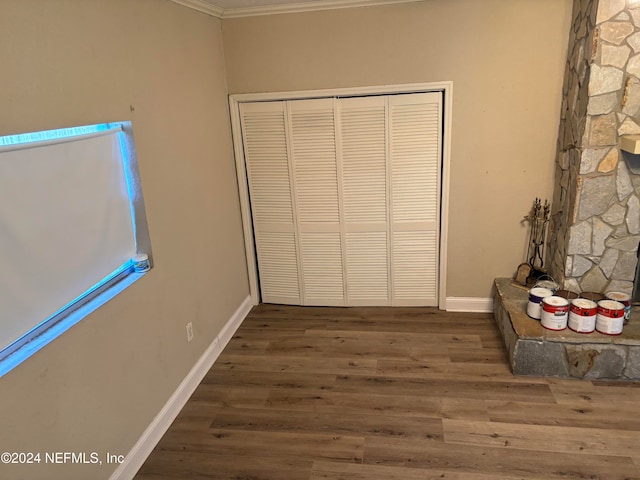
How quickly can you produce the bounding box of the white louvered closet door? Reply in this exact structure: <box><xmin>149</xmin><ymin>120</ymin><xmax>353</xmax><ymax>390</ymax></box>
<box><xmin>240</xmin><ymin>101</ymin><xmax>301</xmax><ymax>305</ymax></box>
<box><xmin>288</xmin><ymin>99</ymin><xmax>345</xmax><ymax>306</ymax></box>
<box><xmin>389</xmin><ymin>93</ymin><xmax>442</xmax><ymax>306</ymax></box>
<box><xmin>338</xmin><ymin>96</ymin><xmax>390</xmax><ymax>305</ymax></box>
<box><xmin>241</xmin><ymin>91</ymin><xmax>442</xmax><ymax>307</ymax></box>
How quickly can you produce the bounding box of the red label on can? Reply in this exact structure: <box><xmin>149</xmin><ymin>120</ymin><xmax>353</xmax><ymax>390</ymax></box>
<box><xmin>598</xmin><ymin>300</ymin><xmax>625</xmax><ymax>318</ymax></box>
<box><xmin>570</xmin><ymin>299</ymin><xmax>597</xmax><ymax>317</ymax></box>
<box><xmin>542</xmin><ymin>297</ymin><xmax>569</xmax><ymax>315</ymax></box>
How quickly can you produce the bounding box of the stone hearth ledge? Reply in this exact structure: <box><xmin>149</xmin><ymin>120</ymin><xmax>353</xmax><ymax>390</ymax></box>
<box><xmin>493</xmin><ymin>278</ymin><xmax>640</xmax><ymax>380</ymax></box>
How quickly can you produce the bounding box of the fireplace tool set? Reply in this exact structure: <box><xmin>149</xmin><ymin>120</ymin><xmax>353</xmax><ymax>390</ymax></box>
<box><xmin>515</xmin><ymin>198</ymin><xmax>550</xmax><ymax>287</ymax></box>
<box><xmin>514</xmin><ymin>199</ymin><xmax>632</xmax><ymax>333</ymax></box>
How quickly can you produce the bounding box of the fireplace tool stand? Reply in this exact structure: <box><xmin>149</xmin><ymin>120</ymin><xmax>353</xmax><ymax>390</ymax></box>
<box><xmin>515</xmin><ymin>198</ymin><xmax>550</xmax><ymax>287</ymax></box>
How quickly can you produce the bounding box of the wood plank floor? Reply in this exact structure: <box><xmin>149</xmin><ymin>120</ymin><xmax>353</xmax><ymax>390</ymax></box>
<box><xmin>135</xmin><ymin>305</ymin><xmax>640</xmax><ymax>480</ymax></box>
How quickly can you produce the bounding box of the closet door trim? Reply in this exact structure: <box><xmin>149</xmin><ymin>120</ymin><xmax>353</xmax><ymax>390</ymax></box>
<box><xmin>229</xmin><ymin>82</ymin><xmax>453</xmax><ymax>309</ymax></box>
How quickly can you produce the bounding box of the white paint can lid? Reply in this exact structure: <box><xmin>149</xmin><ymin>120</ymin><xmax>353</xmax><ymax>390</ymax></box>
<box><xmin>605</xmin><ymin>291</ymin><xmax>630</xmax><ymax>302</ymax></box>
<box><xmin>571</xmin><ymin>298</ymin><xmax>596</xmax><ymax>309</ymax></box>
<box><xmin>598</xmin><ymin>299</ymin><xmax>624</xmax><ymax>310</ymax></box>
<box><xmin>543</xmin><ymin>296</ymin><xmax>569</xmax><ymax>307</ymax></box>
<box><xmin>529</xmin><ymin>287</ymin><xmax>552</xmax><ymax>297</ymax></box>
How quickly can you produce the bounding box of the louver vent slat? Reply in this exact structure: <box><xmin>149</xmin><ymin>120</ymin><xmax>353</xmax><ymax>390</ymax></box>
<box><xmin>391</xmin><ymin>101</ymin><xmax>440</xmax><ymax>224</ymax></box>
<box><xmin>291</xmin><ymin>106</ymin><xmax>340</xmax><ymax>224</ymax></box>
<box><xmin>341</xmin><ymin>101</ymin><xmax>386</xmax><ymax>224</ymax></box>
<box><xmin>346</xmin><ymin>232</ymin><xmax>388</xmax><ymax>303</ymax></box>
<box><xmin>300</xmin><ymin>232</ymin><xmax>344</xmax><ymax>304</ymax></box>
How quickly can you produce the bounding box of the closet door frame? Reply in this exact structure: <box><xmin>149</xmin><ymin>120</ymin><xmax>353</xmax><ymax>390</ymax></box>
<box><xmin>229</xmin><ymin>82</ymin><xmax>453</xmax><ymax>309</ymax></box>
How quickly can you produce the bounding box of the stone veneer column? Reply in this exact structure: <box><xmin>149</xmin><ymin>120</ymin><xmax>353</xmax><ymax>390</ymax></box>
<box><xmin>548</xmin><ymin>0</ymin><xmax>640</xmax><ymax>295</ymax></box>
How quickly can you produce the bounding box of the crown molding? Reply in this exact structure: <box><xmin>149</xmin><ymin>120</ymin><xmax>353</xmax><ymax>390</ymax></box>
<box><xmin>223</xmin><ymin>0</ymin><xmax>423</xmax><ymax>18</ymax></box>
<box><xmin>169</xmin><ymin>0</ymin><xmax>224</xmax><ymax>18</ymax></box>
<box><xmin>171</xmin><ymin>0</ymin><xmax>423</xmax><ymax>19</ymax></box>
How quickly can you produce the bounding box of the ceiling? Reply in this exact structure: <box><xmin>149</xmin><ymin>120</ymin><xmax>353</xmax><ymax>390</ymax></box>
<box><xmin>170</xmin><ymin>0</ymin><xmax>422</xmax><ymax>18</ymax></box>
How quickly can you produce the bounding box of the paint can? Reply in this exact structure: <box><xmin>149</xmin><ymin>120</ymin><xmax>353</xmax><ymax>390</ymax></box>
<box><xmin>534</xmin><ymin>276</ymin><xmax>559</xmax><ymax>294</ymax></box>
<box><xmin>555</xmin><ymin>289</ymin><xmax>579</xmax><ymax>301</ymax></box>
<box><xmin>527</xmin><ymin>287</ymin><xmax>553</xmax><ymax>320</ymax></box>
<box><xmin>541</xmin><ymin>296</ymin><xmax>569</xmax><ymax>331</ymax></box>
<box><xmin>596</xmin><ymin>299</ymin><xmax>625</xmax><ymax>335</ymax></box>
<box><xmin>568</xmin><ymin>298</ymin><xmax>597</xmax><ymax>333</ymax></box>
<box><xmin>581</xmin><ymin>291</ymin><xmax>606</xmax><ymax>303</ymax></box>
<box><xmin>605</xmin><ymin>291</ymin><xmax>631</xmax><ymax>325</ymax></box>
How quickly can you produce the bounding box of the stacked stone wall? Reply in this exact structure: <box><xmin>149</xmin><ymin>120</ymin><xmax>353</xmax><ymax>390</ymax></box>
<box><xmin>548</xmin><ymin>0</ymin><xmax>640</xmax><ymax>295</ymax></box>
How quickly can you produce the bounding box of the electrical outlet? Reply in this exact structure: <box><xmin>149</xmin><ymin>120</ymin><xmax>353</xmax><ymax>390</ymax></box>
<box><xmin>186</xmin><ymin>322</ymin><xmax>194</xmax><ymax>342</ymax></box>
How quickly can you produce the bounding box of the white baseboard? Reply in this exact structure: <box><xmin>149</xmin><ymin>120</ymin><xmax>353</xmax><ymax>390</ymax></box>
<box><xmin>110</xmin><ymin>295</ymin><xmax>254</xmax><ymax>480</ymax></box>
<box><xmin>445</xmin><ymin>297</ymin><xmax>493</xmax><ymax>313</ymax></box>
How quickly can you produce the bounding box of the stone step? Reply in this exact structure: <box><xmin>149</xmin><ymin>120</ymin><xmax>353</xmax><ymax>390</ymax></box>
<box><xmin>493</xmin><ymin>278</ymin><xmax>640</xmax><ymax>380</ymax></box>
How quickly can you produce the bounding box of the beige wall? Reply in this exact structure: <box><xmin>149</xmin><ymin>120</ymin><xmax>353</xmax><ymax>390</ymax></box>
<box><xmin>222</xmin><ymin>0</ymin><xmax>573</xmax><ymax>298</ymax></box>
<box><xmin>0</xmin><ymin>1</ymin><xmax>248</xmax><ymax>479</ymax></box>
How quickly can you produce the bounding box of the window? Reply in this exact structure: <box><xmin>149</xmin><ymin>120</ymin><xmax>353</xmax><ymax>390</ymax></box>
<box><xmin>0</xmin><ymin>122</ymin><xmax>152</xmax><ymax>377</ymax></box>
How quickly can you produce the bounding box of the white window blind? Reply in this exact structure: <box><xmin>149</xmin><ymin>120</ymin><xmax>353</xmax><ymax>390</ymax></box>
<box><xmin>0</xmin><ymin>126</ymin><xmax>139</xmax><ymax>352</ymax></box>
